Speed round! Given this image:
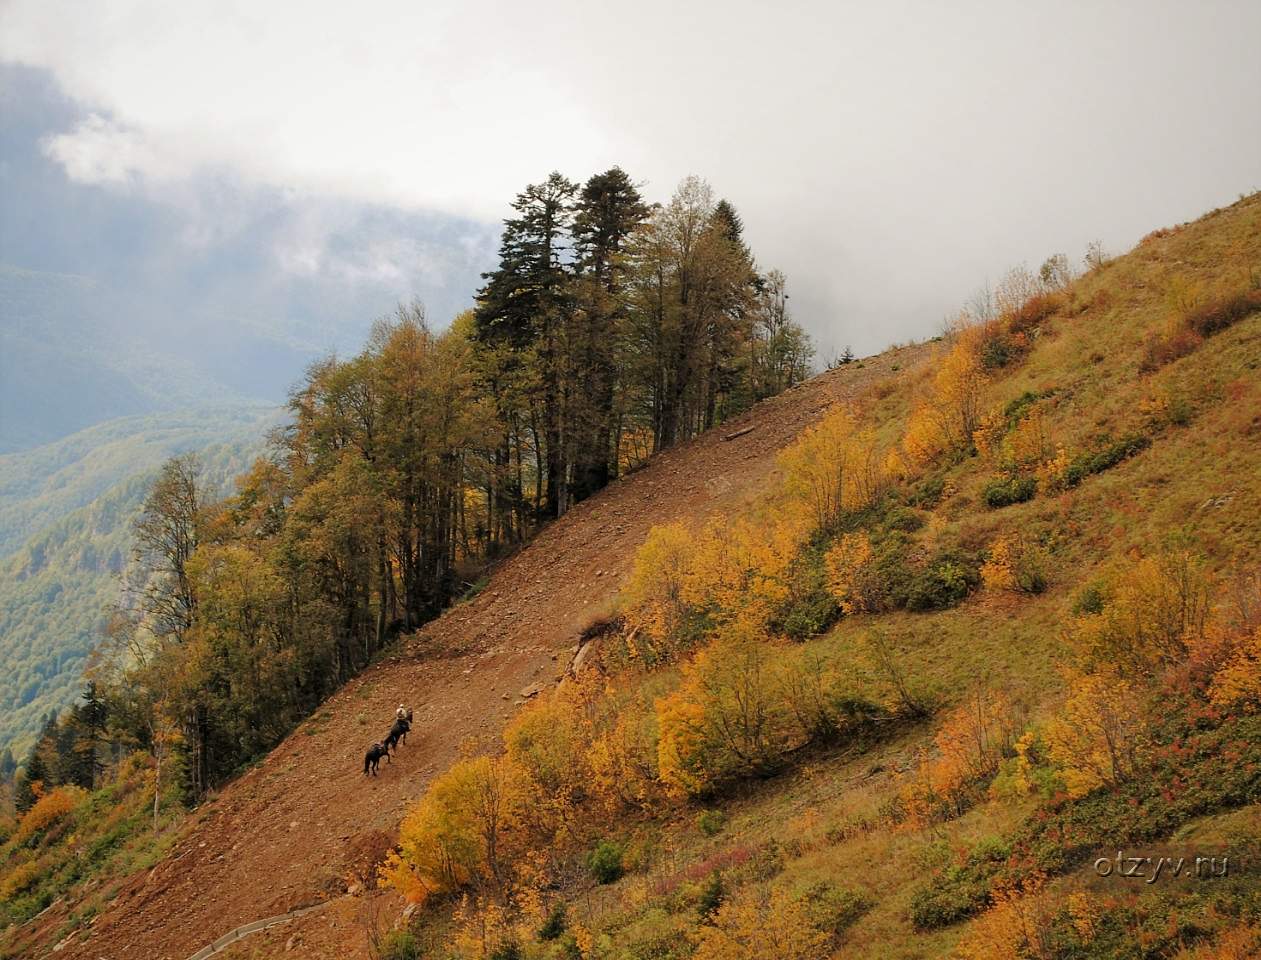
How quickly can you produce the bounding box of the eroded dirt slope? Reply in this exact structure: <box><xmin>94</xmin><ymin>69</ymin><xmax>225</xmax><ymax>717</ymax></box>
<box><xmin>54</xmin><ymin>346</ymin><xmax>924</xmax><ymax>960</ymax></box>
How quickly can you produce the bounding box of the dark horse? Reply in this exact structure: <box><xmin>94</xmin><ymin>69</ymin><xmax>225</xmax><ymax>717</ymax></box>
<box><xmin>384</xmin><ymin>715</ymin><xmax>411</xmax><ymax>755</ymax></box>
<box><xmin>363</xmin><ymin>742</ymin><xmax>390</xmax><ymax>776</ymax></box>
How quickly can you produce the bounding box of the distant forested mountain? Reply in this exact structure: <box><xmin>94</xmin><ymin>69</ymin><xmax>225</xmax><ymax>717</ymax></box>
<box><xmin>0</xmin><ymin>406</ymin><xmax>280</xmax><ymax>756</ymax></box>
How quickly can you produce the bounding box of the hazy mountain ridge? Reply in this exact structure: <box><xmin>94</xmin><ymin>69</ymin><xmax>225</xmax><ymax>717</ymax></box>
<box><xmin>0</xmin><ymin>264</ymin><xmax>274</xmax><ymax>453</ymax></box>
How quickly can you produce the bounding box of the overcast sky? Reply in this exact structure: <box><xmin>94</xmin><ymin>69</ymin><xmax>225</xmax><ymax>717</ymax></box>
<box><xmin>2</xmin><ymin>0</ymin><xmax>1259</xmax><ymax>362</ymax></box>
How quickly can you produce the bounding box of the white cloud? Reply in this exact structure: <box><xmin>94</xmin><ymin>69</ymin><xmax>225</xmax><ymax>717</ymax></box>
<box><xmin>3</xmin><ymin>0</ymin><xmax>1260</xmax><ymax>355</ymax></box>
<box><xmin>41</xmin><ymin>114</ymin><xmax>167</xmax><ymax>185</ymax></box>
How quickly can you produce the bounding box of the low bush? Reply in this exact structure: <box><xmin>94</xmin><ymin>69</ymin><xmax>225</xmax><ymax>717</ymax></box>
<box><xmin>697</xmin><ymin>871</ymin><xmax>724</xmax><ymax>919</ymax></box>
<box><xmin>696</xmin><ymin>809</ymin><xmax>726</xmax><ymax>837</ymax></box>
<box><xmin>799</xmin><ymin>882</ymin><xmax>871</xmax><ymax>941</ymax></box>
<box><xmin>908</xmin><ymin>837</ymin><xmax>1011</xmax><ymax>931</ymax></box>
<box><xmin>1007</xmin><ymin>291</ymin><xmax>1064</xmax><ymax>334</ymax></box>
<box><xmin>1184</xmin><ymin>288</ymin><xmax>1261</xmax><ymax>336</ymax></box>
<box><xmin>903</xmin><ymin>551</ymin><xmax>981</xmax><ymax>610</ymax></box>
<box><xmin>983</xmin><ymin>475</ymin><xmax>1037</xmax><ymax>508</ymax></box>
<box><xmin>1139</xmin><ymin>326</ymin><xmax>1201</xmax><ymax>372</ymax></box>
<box><xmin>378</xmin><ymin>930</ymin><xmax>420</xmax><ymax>960</ymax></box>
<box><xmin>1062</xmin><ymin>434</ymin><xmax>1150</xmax><ymax>487</ymax></box>
<box><xmin>538</xmin><ymin>902</ymin><xmax>567</xmax><ymax>941</ymax></box>
<box><xmin>588</xmin><ymin>839</ymin><xmax>626</xmax><ymax>884</ymax></box>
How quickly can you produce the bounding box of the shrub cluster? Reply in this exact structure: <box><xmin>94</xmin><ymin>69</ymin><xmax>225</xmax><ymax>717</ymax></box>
<box><xmin>1140</xmin><ymin>286</ymin><xmax>1261</xmax><ymax>372</ymax></box>
<box><xmin>983</xmin><ymin>475</ymin><xmax>1037</xmax><ymax>508</ymax></box>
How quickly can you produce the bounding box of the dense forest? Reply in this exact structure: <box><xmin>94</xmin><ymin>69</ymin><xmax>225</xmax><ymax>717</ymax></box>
<box><xmin>3</xmin><ymin>170</ymin><xmax>812</xmax><ymax>807</ymax></box>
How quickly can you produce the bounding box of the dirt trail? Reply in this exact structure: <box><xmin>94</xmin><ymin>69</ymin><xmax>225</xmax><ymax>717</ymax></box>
<box><xmin>54</xmin><ymin>347</ymin><xmax>924</xmax><ymax>960</ymax></box>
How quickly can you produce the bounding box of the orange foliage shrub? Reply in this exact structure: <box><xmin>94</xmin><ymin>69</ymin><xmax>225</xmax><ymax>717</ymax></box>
<box><xmin>12</xmin><ymin>786</ymin><xmax>84</xmax><ymax>847</ymax></box>
<box><xmin>1208</xmin><ymin>625</ymin><xmax>1261</xmax><ymax>711</ymax></box>
<box><xmin>899</xmin><ymin>689</ymin><xmax>1021</xmax><ymax>827</ymax></box>
<box><xmin>1007</xmin><ymin>291</ymin><xmax>1064</xmax><ymax>334</ymax></box>
<box><xmin>955</xmin><ymin>884</ymin><xmax>1057</xmax><ymax>960</ymax></box>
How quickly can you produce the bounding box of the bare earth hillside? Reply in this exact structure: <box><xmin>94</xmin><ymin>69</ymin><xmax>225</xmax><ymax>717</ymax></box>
<box><xmin>46</xmin><ymin>346</ymin><xmax>924</xmax><ymax>960</ymax></box>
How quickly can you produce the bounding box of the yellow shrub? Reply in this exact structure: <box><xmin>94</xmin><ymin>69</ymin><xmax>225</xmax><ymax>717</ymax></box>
<box><xmin>1034</xmin><ymin>443</ymin><xmax>1072</xmax><ymax>495</ymax></box>
<box><xmin>1067</xmin><ymin>550</ymin><xmax>1213</xmax><ymax>671</ymax></box>
<box><xmin>903</xmin><ymin>327</ymin><xmax>987</xmax><ymax>466</ymax></box>
<box><xmin>1006</xmin><ymin>408</ymin><xmax>1053</xmax><ymax>469</ymax></box>
<box><xmin>972</xmin><ymin>407</ymin><xmax>1007</xmax><ymax>462</ymax></box>
<box><xmin>585</xmin><ymin>685</ymin><xmax>662</xmax><ymax>811</ymax></box>
<box><xmin>823</xmin><ymin>531</ymin><xmax>878</xmax><ymax>614</ymax></box>
<box><xmin>903</xmin><ymin>402</ymin><xmax>946</xmax><ymax>466</ymax></box>
<box><xmin>504</xmin><ymin>691</ymin><xmax>587</xmax><ymax>834</ymax></box>
<box><xmin>682</xmin><ymin>513</ymin><xmax>803</xmax><ymax>636</ymax></box>
<box><xmin>383</xmin><ymin>755</ymin><xmax>525</xmax><ymax>903</ymax></box>
<box><xmin>780</xmin><ymin>406</ymin><xmax>884</xmax><ymax>530</ymax></box>
<box><xmin>1044</xmin><ymin>670</ymin><xmax>1147</xmax><ymax>797</ymax></box>
<box><xmin>623</xmin><ymin>522</ymin><xmax>696</xmax><ymax>651</ymax></box>
<box><xmin>693</xmin><ymin>887</ymin><xmax>828</xmax><ymax>960</ymax></box>
<box><xmin>980</xmin><ymin>533</ymin><xmax>1047</xmax><ymax>595</ymax></box>
<box><xmin>0</xmin><ymin>860</ymin><xmax>42</xmax><ymax>901</ymax></box>
<box><xmin>1180</xmin><ymin>923</ymin><xmax>1261</xmax><ymax>959</ymax></box>
<box><xmin>656</xmin><ymin>636</ymin><xmax>798</xmax><ymax>796</ymax></box>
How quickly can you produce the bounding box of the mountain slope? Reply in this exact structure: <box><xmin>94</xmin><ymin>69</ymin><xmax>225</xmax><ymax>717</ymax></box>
<box><xmin>33</xmin><ymin>344</ymin><xmax>923</xmax><ymax>960</ymax></box>
<box><xmin>12</xmin><ymin>192</ymin><xmax>1261</xmax><ymax>960</ymax></box>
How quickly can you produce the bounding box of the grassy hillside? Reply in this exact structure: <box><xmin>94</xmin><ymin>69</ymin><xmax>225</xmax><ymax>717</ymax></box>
<box><xmin>2</xmin><ymin>194</ymin><xmax>1258</xmax><ymax>960</ymax></box>
<box><xmin>370</xmin><ymin>193</ymin><xmax>1261</xmax><ymax>959</ymax></box>
<box><xmin>0</xmin><ymin>406</ymin><xmax>281</xmax><ymax>757</ymax></box>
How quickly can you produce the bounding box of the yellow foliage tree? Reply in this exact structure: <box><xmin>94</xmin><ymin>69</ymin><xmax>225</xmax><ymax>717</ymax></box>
<box><xmin>1044</xmin><ymin>670</ymin><xmax>1147</xmax><ymax>798</ymax></box>
<box><xmin>1067</xmin><ymin>549</ymin><xmax>1213</xmax><ymax>672</ymax></box>
<box><xmin>693</xmin><ymin>886</ymin><xmax>829</xmax><ymax>960</ymax></box>
<box><xmin>622</xmin><ymin>522</ymin><xmax>696</xmax><ymax>655</ymax></box>
<box><xmin>503</xmin><ymin>690</ymin><xmax>588</xmax><ymax>837</ymax></box>
<box><xmin>584</xmin><ymin>682</ymin><xmax>663</xmax><ymax>811</ymax></box>
<box><xmin>823</xmin><ymin>532</ymin><xmax>879</xmax><ymax>614</ymax></box>
<box><xmin>681</xmin><ymin>513</ymin><xmax>803</xmax><ymax>637</ymax></box>
<box><xmin>903</xmin><ymin>327</ymin><xmax>987</xmax><ymax>466</ymax></box>
<box><xmin>780</xmin><ymin>406</ymin><xmax>884</xmax><ymax>531</ymax></box>
<box><xmin>656</xmin><ymin>634</ymin><xmax>798</xmax><ymax>796</ymax></box>
<box><xmin>382</xmin><ymin>755</ymin><xmax>525</xmax><ymax>903</ymax></box>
